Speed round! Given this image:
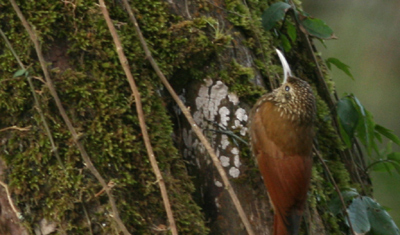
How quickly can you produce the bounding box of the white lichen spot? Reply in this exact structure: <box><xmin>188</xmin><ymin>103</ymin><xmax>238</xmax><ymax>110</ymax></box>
<box><xmin>220</xmin><ymin>155</ymin><xmax>230</xmax><ymax>167</ymax></box>
<box><xmin>235</xmin><ymin>108</ymin><xmax>248</xmax><ymax>122</ymax></box>
<box><xmin>229</xmin><ymin>167</ymin><xmax>240</xmax><ymax>178</ymax></box>
<box><xmin>188</xmin><ymin>79</ymin><xmax>248</xmax><ymax>172</ymax></box>
<box><xmin>231</xmin><ymin>147</ymin><xmax>239</xmax><ymax>155</ymax></box>
<box><xmin>234</xmin><ymin>155</ymin><xmax>241</xmax><ymax>168</ymax></box>
<box><xmin>234</xmin><ymin>120</ymin><xmax>240</xmax><ymax>128</ymax></box>
<box><xmin>219</xmin><ymin>106</ymin><xmax>230</xmax><ymax>127</ymax></box>
<box><xmin>228</xmin><ymin>93</ymin><xmax>239</xmax><ymax>105</ymax></box>
<box><xmin>195</xmin><ymin>79</ymin><xmax>229</xmax><ymax>123</ymax></box>
<box><xmin>232</xmin><ymin>108</ymin><xmax>249</xmax><ymax>136</ymax></box>
<box><xmin>231</xmin><ymin>147</ymin><xmax>241</xmax><ymax>168</ymax></box>
<box><xmin>195</xmin><ymin>84</ymin><xmax>210</xmax><ymax>113</ymax></box>
<box><xmin>221</xmin><ymin>135</ymin><xmax>229</xmax><ymax>149</ymax></box>
<box><xmin>204</xmin><ymin>78</ymin><xmax>214</xmax><ymax>87</ymax></box>
<box><xmin>192</xmin><ymin>110</ymin><xmax>201</xmax><ymax>125</ymax></box>
<box><xmin>211</xmin><ymin>80</ymin><xmax>228</xmax><ymax>98</ymax></box>
<box><xmin>240</xmin><ymin>126</ymin><xmax>248</xmax><ymax>136</ymax></box>
<box><xmin>214</xmin><ymin>180</ymin><xmax>223</xmax><ymax>187</ymax></box>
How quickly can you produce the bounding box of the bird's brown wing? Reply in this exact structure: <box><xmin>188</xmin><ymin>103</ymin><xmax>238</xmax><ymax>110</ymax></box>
<box><xmin>256</xmin><ymin>139</ymin><xmax>312</xmax><ymax>212</ymax></box>
<box><xmin>250</xmin><ymin>102</ymin><xmax>312</xmax><ymax>234</ymax></box>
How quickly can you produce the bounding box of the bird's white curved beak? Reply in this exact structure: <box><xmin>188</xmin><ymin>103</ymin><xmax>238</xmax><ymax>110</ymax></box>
<box><xmin>275</xmin><ymin>49</ymin><xmax>292</xmax><ymax>84</ymax></box>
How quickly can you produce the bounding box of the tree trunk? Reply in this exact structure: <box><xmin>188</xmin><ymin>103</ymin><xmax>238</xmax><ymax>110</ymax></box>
<box><xmin>0</xmin><ymin>0</ymin><xmax>369</xmax><ymax>234</ymax></box>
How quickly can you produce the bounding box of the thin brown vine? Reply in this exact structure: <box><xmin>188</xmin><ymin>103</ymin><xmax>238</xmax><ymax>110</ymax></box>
<box><xmin>314</xmin><ymin>146</ymin><xmax>355</xmax><ymax>235</ymax></box>
<box><xmin>98</xmin><ymin>1</ymin><xmax>178</xmax><ymax>234</ymax></box>
<box><xmin>0</xmin><ymin>27</ymin><xmax>64</xmax><ymax>169</ymax></box>
<box><xmin>8</xmin><ymin>1</ymin><xmax>130</xmax><ymax>234</ymax></box>
<box><xmin>122</xmin><ymin>1</ymin><xmax>256</xmax><ymax>234</ymax></box>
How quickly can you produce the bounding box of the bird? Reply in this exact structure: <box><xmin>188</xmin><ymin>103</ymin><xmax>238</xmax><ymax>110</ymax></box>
<box><xmin>249</xmin><ymin>49</ymin><xmax>316</xmax><ymax>235</ymax></box>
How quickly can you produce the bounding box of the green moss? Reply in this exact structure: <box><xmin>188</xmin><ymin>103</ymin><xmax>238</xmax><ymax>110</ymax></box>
<box><xmin>0</xmin><ymin>0</ymin><xmax>214</xmax><ymax>233</ymax></box>
<box><xmin>0</xmin><ymin>0</ymin><xmax>364</xmax><ymax>233</ymax></box>
<box><xmin>218</xmin><ymin>60</ymin><xmax>263</xmax><ymax>100</ymax></box>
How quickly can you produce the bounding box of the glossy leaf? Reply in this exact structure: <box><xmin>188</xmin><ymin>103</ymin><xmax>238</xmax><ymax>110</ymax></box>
<box><xmin>362</xmin><ymin>110</ymin><xmax>378</xmax><ymax>155</ymax></box>
<box><xmin>352</xmin><ymin>96</ymin><xmax>376</xmax><ymax>155</ymax></box>
<box><xmin>370</xmin><ymin>160</ymin><xmax>395</xmax><ymax>173</ymax></box>
<box><xmin>280</xmin><ymin>34</ymin><xmax>291</xmax><ymax>52</ymax></box>
<box><xmin>375</xmin><ymin>130</ymin><xmax>383</xmax><ymax>143</ymax></box>
<box><xmin>388</xmin><ymin>152</ymin><xmax>400</xmax><ymax>162</ymax></box>
<box><xmin>338</xmin><ymin>120</ymin><xmax>352</xmax><ymax>148</ymax></box>
<box><xmin>348</xmin><ymin>197</ymin><xmax>371</xmax><ymax>234</ymax></box>
<box><xmin>299</xmin><ymin>17</ymin><xmax>336</xmax><ymax>39</ymax></box>
<box><xmin>375</xmin><ymin>124</ymin><xmax>400</xmax><ymax>146</ymax></box>
<box><xmin>261</xmin><ymin>2</ymin><xmax>291</xmax><ymax>31</ymax></box>
<box><xmin>328</xmin><ymin>189</ymin><xmax>359</xmax><ymax>215</ymax></box>
<box><xmin>13</xmin><ymin>69</ymin><xmax>27</xmax><ymax>78</ymax></box>
<box><xmin>326</xmin><ymin>57</ymin><xmax>354</xmax><ymax>80</ymax></box>
<box><xmin>287</xmin><ymin>22</ymin><xmax>297</xmax><ymax>42</ymax></box>
<box><xmin>337</xmin><ymin>97</ymin><xmax>359</xmax><ymax>142</ymax></box>
<box><xmin>365</xmin><ymin>197</ymin><xmax>400</xmax><ymax>235</ymax></box>
<box><xmin>387</xmin><ymin>152</ymin><xmax>400</xmax><ymax>175</ymax></box>
<box><xmin>352</xmin><ymin>95</ymin><xmax>366</xmax><ymax>117</ymax></box>
<box><xmin>368</xmin><ymin>142</ymin><xmax>397</xmax><ymax>174</ymax></box>
<box><xmin>389</xmin><ymin>160</ymin><xmax>400</xmax><ymax>175</ymax></box>
<box><xmin>384</xmin><ymin>141</ymin><xmax>393</xmax><ymax>156</ymax></box>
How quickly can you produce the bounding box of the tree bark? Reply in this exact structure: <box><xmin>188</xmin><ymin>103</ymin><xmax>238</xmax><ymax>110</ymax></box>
<box><xmin>0</xmin><ymin>0</ymin><xmax>369</xmax><ymax>234</ymax></box>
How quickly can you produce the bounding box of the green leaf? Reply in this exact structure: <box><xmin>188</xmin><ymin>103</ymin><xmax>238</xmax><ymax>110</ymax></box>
<box><xmin>364</xmin><ymin>197</ymin><xmax>400</xmax><ymax>235</ymax></box>
<box><xmin>370</xmin><ymin>160</ymin><xmax>395</xmax><ymax>173</ymax></box>
<box><xmin>102</xmin><ymin>62</ymin><xmax>111</xmax><ymax>68</ymax></box>
<box><xmin>352</xmin><ymin>95</ymin><xmax>366</xmax><ymax>117</ymax></box>
<box><xmin>338</xmin><ymin>120</ymin><xmax>352</xmax><ymax>148</ymax></box>
<box><xmin>387</xmin><ymin>152</ymin><xmax>400</xmax><ymax>162</ymax></box>
<box><xmin>280</xmin><ymin>34</ymin><xmax>291</xmax><ymax>52</ymax></box>
<box><xmin>337</xmin><ymin>97</ymin><xmax>359</xmax><ymax>141</ymax></box>
<box><xmin>348</xmin><ymin>197</ymin><xmax>371</xmax><ymax>234</ymax></box>
<box><xmin>326</xmin><ymin>57</ymin><xmax>354</xmax><ymax>80</ymax></box>
<box><xmin>287</xmin><ymin>22</ymin><xmax>297</xmax><ymax>42</ymax></box>
<box><xmin>352</xmin><ymin>96</ymin><xmax>376</xmax><ymax>155</ymax></box>
<box><xmin>13</xmin><ymin>69</ymin><xmax>27</xmax><ymax>78</ymax></box>
<box><xmin>375</xmin><ymin>130</ymin><xmax>383</xmax><ymax>143</ymax></box>
<box><xmin>261</xmin><ymin>2</ymin><xmax>292</xmax><ymax>31</ymax></box>
<box><xmin>387</xmin><ymin>152</ymin><xmax>400</xmax><ymax>175</ymax></box>
<box><xmin>390</xmin><ymin>161</ymin><xmax>400</xmax><ymax>175</ymax></box>
<box><xmin>315</xmin><ymin>38</ymin><xmax>327</xmax><ymax>48</ymax></box>
<box><xmin>299</xmin><ymin>17</ymin><xmax>336</xmax><ymax>39</ymax></box>
<box><xmin>364</xmin><ymin>110</ymin><xmax>378</xmax><ymax>155</ymax></box>
<box><xmin>375</xmin><ymin>124</ymin><xmax>400</xmax><ymax>146</ymax></box>
<box><xmin>380</xmin><ymin>141</ymin><xmax>393</xmax><ymax>159</ymax></box>
<box><xmin>328</xmin><ymin>189</ymin><xmax>359</xmax><ymax>215</ymax></box>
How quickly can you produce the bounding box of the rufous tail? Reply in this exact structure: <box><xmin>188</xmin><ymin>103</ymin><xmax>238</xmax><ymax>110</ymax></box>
<box><xmin>273</xmin><ymin>211</ymin><xmax>301</xmax><ymax>235</ymax></box>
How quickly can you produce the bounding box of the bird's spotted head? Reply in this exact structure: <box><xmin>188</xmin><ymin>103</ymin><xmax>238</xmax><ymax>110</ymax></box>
<box><xmin>262</xmin><ymin>49</ymin><xmax>316</xmax><ymax>123</ymax></box>
<box><xmin>269</xmin><ymin>76</ymin><xmax>316</xmax><ymax>123</ymax></box>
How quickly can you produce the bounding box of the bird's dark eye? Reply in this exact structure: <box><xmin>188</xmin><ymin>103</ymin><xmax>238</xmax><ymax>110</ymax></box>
<box><xmin>285</xmin><ymin>85</ymin><xmax>290</xmax><ymax>91</ymax></box>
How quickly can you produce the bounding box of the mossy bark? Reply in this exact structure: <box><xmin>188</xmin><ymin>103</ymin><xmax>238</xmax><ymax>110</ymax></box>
<box><xmin>0</xmin><ymin>0</ymin><xmax>369</xmax><ymax>234</ymax></box>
